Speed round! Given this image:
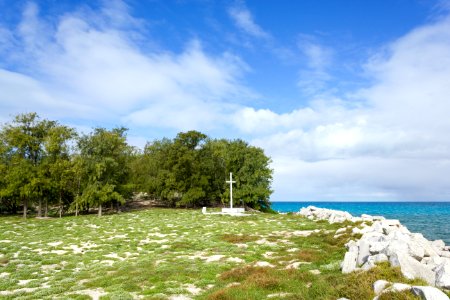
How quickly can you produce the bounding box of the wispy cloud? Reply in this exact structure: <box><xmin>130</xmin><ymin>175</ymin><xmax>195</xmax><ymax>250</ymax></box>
<box><xmin>228</xmin><ymin>4</ymin><xmax>269</xmax><ymax>39</ymax></box>
<box><xmin>297</xmin><ymin>35</ymin><xmax>334</xmax><ymax>95</ymax></box>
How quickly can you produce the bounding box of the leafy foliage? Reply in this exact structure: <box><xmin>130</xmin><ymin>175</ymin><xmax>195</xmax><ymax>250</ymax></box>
<box><xmin>0</xmin><ymin>113</ymin><xmax>273</xmax><ymax>216</ymax></box>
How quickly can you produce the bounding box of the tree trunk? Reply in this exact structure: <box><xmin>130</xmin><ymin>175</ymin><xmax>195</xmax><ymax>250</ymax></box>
<box><xmin>44</xmin><ymin>199</ymin><xmax>48</xmax><ymax>217</ymax></box>
<box><xmin>59</xmin><ymin>191</ymin><xmax>62</xmax><ymax>218</ymax></box>
<box><xmin>23</xmin><ymin>198</ymin><xmax>27</xmax><ymax>219</ymax></box>
<box><xmin>116</xmin><ymin>201</ymin><xmax>120</xmax><ymax>213</ymax></box>
<box><xmin>98</xmin><ymin>204</ymin><xmax>102</xmax><ymax>217</ymax></box>
<box><xmin>37</xmin><ymin>198</ymin><xmax>42</xmax><ymax>218</ymax></box>
<box><xmin>76</xmin><ymin>177</ymin><xmax>80</xmax><ymax>217</ymax></box>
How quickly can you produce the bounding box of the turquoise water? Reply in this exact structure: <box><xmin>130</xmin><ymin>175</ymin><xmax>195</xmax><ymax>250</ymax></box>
<box><xmin>271</xmin><ymin>202</ymin><xmax>450</xmax><ymax>245</ymax></box>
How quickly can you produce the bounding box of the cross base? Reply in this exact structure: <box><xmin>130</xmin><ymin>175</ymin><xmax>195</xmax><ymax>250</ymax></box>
<box><xmin>221</xmin><ymin>207</ymin><xmax>245</xmax><ymax>214</ymax></box>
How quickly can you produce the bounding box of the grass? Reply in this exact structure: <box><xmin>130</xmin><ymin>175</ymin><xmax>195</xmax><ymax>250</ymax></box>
<box><xmin>0</xmin><ymin>208</ymin><xmax>436</xmax><ymax>299</ymax></box>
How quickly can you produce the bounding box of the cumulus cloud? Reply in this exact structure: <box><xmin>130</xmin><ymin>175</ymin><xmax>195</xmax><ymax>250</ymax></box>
<box><xmin>0</xmin><ymin>1</ymin><xmax>251</xmax><ymax>130</ymax></box>
<box><xmin>239</xmin><ymin>14</ymin><xmax>450</xmax><ymax>201</ymax></box>
<box><xmin>2</xmin><ymin>1</ymin><xmax>450</xmax><ymax>201</ymax></box>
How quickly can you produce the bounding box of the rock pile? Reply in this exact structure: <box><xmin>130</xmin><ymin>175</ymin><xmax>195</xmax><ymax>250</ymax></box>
<box><xmin>372</xmin><ymin>280</ymin><xmax>449</xmax><ymax>300</ymax></box>
<box><xmin>298</xmin><ymin>205</ymin><xmax>385</xmax><ymax>224</ymax></box>
<box><xmin>297</xmin><ymin>206</ymin><xmax>450</xmax><ymax>293</ymax></box>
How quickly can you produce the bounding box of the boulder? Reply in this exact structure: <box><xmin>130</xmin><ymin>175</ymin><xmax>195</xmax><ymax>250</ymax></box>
<box><xmin>335</xmin><ymin>228</ymin><xmax>347</xmax><ymax>234</ymax></box>
<box><xmin>368</xmin><ymin>254</ymin><xmax>389</xmax><ymax>264</ymax></box>
<box><xmin>434</xmin><ymin>261</ymin><xmax>450</xmax><ymax>289</ymax></box>
<box><xmin>439</xmin><ymin>251</ymin><xmax>450</xmax><ymax>259</ymax></box>
<box><xmin>373</xmin><ymin>279</ymin><xmax>390</xmax><ymax>295</ymax></box>
<box><xmin>432</xmin><ymin>240</ymin><xmax>446</xmax><ymax>251</ymax></box>
<box><xmin>384</xmin><ymin>283</ymin><xmax>411</xmax><ymax>293</ymax></box>
<box><xmin>370</xmin><ymin>241</ymin><xmax>388</xmax><ymax>254</ymax></box>
<box><xmin>384</xmin><ymin>240</ymin><xmax>409</xmax><ymax>257</ymax></box>
<box><xmin>341</xmin><ymin>251</ymin><xmax>358</xmax><ymax>274</ymax></box>
<box><xmin>422</xmin><ymin>256</ymin><xmax>445</xmax><ymax>268</ymax></box>
<box><xmin>408</xmin><ymin>243</ymin><xmax>426</xmax><ymax>261</ymax></box>
<box><xmin>357</xmin><ymin>239</ymin><xmax>371</xmax><ymax>265</ymax></box>
<box><xmin>411</xmin><ymin>286</ymin><xmax>450</xmax><ymax>300</ymax></box>
<box><xmin>390</xmin><ymin>253</ymin><xmax>436</xmax><ymax>285</ymax></box>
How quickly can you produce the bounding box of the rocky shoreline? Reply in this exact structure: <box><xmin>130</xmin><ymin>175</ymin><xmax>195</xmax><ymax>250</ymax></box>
<box><xmin>298</xmin><ymin>206</ymin><xmax>450</xmax><ymax>300</ymax></box>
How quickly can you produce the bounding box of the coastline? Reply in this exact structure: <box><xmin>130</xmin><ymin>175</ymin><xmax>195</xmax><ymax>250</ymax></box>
<box><xmin>273</xmin><ymin>201</ymin><xmax>450</xmax><ymax>245</ymax></box>
<box><xmin>297</xmin><ymin>205</ymin><xmax>450</xmax><ymax>297</ymax></box>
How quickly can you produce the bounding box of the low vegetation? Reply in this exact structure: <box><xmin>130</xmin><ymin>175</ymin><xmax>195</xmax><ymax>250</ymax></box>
<box><xmin>0</xmin><ymin>208</ymin><xmax>426</xmax><ymax>299</ymax></box>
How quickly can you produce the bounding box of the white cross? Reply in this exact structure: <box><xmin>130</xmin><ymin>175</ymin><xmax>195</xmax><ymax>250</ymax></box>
<box><xmin>226</xmin><ymin>172</ymin><xmax>236</xmax><ymax>209</ymax></box>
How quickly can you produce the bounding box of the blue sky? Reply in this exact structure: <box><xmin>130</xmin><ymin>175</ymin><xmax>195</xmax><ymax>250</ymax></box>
<box><xmin>1</xmin><ymin>0</ymin><xmax>450</xmax><ymax>201</ymax></box>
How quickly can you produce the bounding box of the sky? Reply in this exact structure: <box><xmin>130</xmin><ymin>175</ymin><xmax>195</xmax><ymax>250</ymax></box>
<box><xmin>1</xmin><ymin>0</ymin><xmax>450</xmax><ymax>202</ymax></box>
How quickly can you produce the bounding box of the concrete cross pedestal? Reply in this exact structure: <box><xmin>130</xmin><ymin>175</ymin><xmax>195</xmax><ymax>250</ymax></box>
<box><xmin>222</xmin><ymin>172</ymin><xmax>245</xmax><ymax>214</ymax></box>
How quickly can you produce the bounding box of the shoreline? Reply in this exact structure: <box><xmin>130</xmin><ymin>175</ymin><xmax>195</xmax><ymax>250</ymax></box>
<box><xmin>274</xmin><ymin>201</ymin><xmax>450</xmax><ymax>245</ymax></box>
<box><xmin>297</xmin><ymin>205</ymin><xmax>450</xmax><ymax>296</ymax></box>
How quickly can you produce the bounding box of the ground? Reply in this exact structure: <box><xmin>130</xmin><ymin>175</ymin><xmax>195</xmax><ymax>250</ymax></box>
<box><xmin>0</xmin><ymin>209</ymin><xmax>427</xmax><ymax>299</ymax></box>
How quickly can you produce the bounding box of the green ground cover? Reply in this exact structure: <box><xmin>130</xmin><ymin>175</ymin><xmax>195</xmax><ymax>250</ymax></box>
<box><xmin>0</xmin><ymin>209</ymin><xmax>425</xmax><ymax>299</ymax></box>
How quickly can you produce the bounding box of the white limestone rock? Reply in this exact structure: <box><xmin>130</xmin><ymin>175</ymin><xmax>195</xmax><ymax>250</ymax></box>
<box><xmin>434</xmin><ymin>261</ymin><xmax>450</xmax><ymax>289</ymax></box>
<box><xmin>368</xmin><ymin>254</ymin><xmax>389</xmax><ymax>264</ymax></box>
<box><xmin>341</xmin><ymin>251</ymin><xmax>358</xmax><ymax>274</ymax></box>
<box><xmin>390</xmin><ymin>253</ymin><xmax>436</xmax><ymax>285</ymax></box>
<box><xmin>411</xmin><ymin>286</ymin><xmax>450</xmax><ymax>300</ymax></box>
<box><xmin>335</xmin><ymin>228</ymin><xmax>347</xmax><ymax>234</ymax></box>
<box><xmin>370</xmin><ymin>241</ymin><xmax>388</xmax><ymax>254</ymax></box>
<box><xmin>373</xmin><ymin>279</ymin><xmax>390</xmax><ymax>295</ymax></box>
<box><xmin>432</xmin><ymin>240</ymin><xmax>446</xmax><ymax>251</ymax></box>
<box><xmin>357</xmin><ymin>239</ymin><xmax>371</xmax><ymax>265</ymax></box>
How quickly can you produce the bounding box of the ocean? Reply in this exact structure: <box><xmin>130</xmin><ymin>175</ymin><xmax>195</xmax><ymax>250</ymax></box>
<box><xmin>271</xmin><ymin>202</ymin><xmax>450</xmax><ymax>245</ymax></box>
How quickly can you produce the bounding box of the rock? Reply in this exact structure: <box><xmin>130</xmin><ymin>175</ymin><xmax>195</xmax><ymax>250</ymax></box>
<box><xmin>409</xmin><ymin>243</ymin><xmax>426</xmax><ymax>261</ymax></box>
<box><xmin>387</xmin><ymin>283</ymin><xmax>411</xmax><ymax>292</ymax></box>
<box><xmin>362</xmin><ymin>260</ymin><xmax>376</xmax><ymax>271</ymax></box>
<box><xmin>309</xmin><ymin>269</ymin><xmax>321</xmax><ymax>275</ymax></box>
<box><xmin>411</xmin><ymin>286</ymin><xmax>450</xmax><ymax>300</ymax></box>
<box><xmin>369</xmin><ymin>254</ymin><xmax>389</xmax><ymax>264</ymax></box>
<box><xmin>352</xmin><ymin>227</ymin><xmax>362</xmax><ymax>235</ymax></box>
<box><xmin>370</xmin><ymin>241</ymin><xmax>388</xmax><ymax>254</ymax></box>
<box><xmin>358</xmin><ymin>239</ymin><xmax>371</xmax><ymax>265</ymax></box>
<box><xmin>434</xmin><ymin>261</ymin><xmax>450</xmax><ymax>289</ymax></box>
<box><xmin>373</xmin><ymin>279</ymin><xmax>390</xmax><ymax>295</ymax></box>
<box><xmin>422</xmin><ymin>256</ymin><xmax>445</xmax><ymax>268</ymax></box>
<box><xmin>439</xmin><ymin>251</ymin><xmax>450</xmax><ymax>259</ymax></box>
<box><xmin>342</xmin><ymin>251</ymin><xmax>358</xmax><ymax>274</ymax></box>
<box><xmin>384</xmin><ymin>240</ymin><xmax>409</xmax><ymax>257</ymax></box>
<box><xmin>335</xmin><ymin>228</ymin><xmax>347</xmax><ymax>234</ymax></box>
<box><xmin>432</xmin><ymin>240</ymin><xmax>446</xmax><ymax>251</ymax></box>
<box><xmin>390</xmin><ymin>253</ymin><xmax>436</xmax><ymax>285</ymax></box>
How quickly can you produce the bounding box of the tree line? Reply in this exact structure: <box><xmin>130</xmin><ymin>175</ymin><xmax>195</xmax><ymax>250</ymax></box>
<box><xmin>0</xmin><ymin>113</ymin><xmax>273</xmax><ymax>217</ymax></box>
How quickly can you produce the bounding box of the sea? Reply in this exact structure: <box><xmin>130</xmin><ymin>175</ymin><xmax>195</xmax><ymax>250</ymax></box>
<box><xmin>271</xmin><ymin>202</ymin><xmax>450</xmax><ymax>245</ymax></box>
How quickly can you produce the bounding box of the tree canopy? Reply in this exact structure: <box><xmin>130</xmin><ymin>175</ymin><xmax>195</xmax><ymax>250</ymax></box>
<box><xmin>0</xmin><ymin>113</ymin><xmax>273</xmax><ymax>217</ymax></box>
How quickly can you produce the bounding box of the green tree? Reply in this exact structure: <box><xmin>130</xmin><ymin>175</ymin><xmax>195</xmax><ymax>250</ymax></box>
<box><xmin>77</xmin><ymin>127</ymin><xmax>131</xmax><ymax>216</ymax></box>
<box><xmin>42</xmin><ymin>124</ymin><xmax>76</xmax><ymax>217</ymax></box>
<box><xmin>207</xmin><ymin>139</ymin><xmax>273</xmax><ymax>210</ymax></box>
<box><xmin>0</xmin><ymin>113</ymin><xmax>55</xmax><ymax>218</ymax></box>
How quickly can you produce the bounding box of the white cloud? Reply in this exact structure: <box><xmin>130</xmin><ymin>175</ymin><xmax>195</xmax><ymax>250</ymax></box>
<box><xmin>2</xmin><ymin>1</ymin><xmax>450</xmax><ymax>201</ymax></box>
<box><xmin>228</xmin><ymin>5</ymin><xmax>269</xmax><ymax>39</ymax></box>
<box><xmin>297</xmin><ymin>36</ymin><xmax>334</xmax><ymax>95</ymax></box>
<box><xmin>241</xmin><ymin>14</ymin><xmax>450</xmax><ymax>200</ymax></box>
<box><xmin>0</xmin><ymin>1</ymin><xmax>251</xmax><ymax>131</ymax></box>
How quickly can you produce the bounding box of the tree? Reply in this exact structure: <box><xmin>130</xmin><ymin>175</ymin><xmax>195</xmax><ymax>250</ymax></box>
<box><xmin>42</xmin><ymin>124</ymin><xmax>76</xmax><ymax>217</ymax></box>
<box><xmin>0</xmin><ymin>113</ymin><xmax>56</xmax><ymax>218</ymax></box>
<box><xmin>77</xmin><ymin>127</ymin><xmax>131</xmax><ymax>216</ymax></box>
<box><xmin>207</xmin><ymin>139</ymin><xmax>273</xmax><ymax>210</ymax></box>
